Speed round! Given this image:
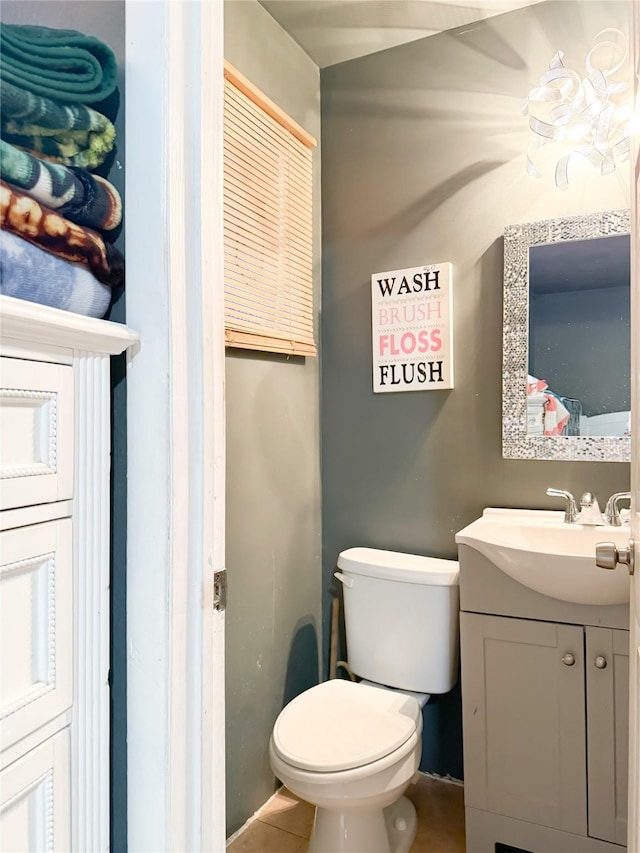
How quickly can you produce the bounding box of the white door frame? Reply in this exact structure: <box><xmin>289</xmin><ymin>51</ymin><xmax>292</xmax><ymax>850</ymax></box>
<box><xmin>629</xmin><ymin>0</ymin><xmax>640</xmax><ymax>848</ymax></box>
<box><xmin>125</xmin><ymin>2</ymin><xmax>225</xmax><ymax>850</ymax></box>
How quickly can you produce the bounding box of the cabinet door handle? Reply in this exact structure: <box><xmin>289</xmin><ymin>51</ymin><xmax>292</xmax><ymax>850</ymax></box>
<box><xmin>561</xmin><ymin>653</ymin><xmax>575</xmax><ymax>666</ymax></box>
<box><xmin>594</xmin><ymin>655</ymin><xmax>607</xmax><ymax>669</ymax></box>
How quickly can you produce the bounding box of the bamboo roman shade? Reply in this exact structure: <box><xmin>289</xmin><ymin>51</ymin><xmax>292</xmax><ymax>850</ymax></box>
<box><xmin>223</xmin><ymin>62</ymin><xmax>317</xmax><ymax>356</ymax></box>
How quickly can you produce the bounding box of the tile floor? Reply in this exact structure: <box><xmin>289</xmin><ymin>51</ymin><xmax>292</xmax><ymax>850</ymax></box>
<box><xmin>226</xmin><ymin>774</ymin><xmax>465</xmax><ymax>852</ymax></box>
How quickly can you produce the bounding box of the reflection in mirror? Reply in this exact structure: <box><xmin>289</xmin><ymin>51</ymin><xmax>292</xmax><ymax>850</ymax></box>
<box><xmin>528</xmin><ymin>234</ymin><xmax>631</xmax><ymax>437</ymax></box>
<box><xmin>503</xmin><ymin>210</ymin><xmax>631</xmax><ymax>462</ymax></box>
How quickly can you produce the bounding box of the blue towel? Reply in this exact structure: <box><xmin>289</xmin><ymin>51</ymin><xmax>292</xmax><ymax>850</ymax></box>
<box><xmin>0</xmin><ymin>229</ymin><xmax>111</xmax><ymax>318</ymax></box>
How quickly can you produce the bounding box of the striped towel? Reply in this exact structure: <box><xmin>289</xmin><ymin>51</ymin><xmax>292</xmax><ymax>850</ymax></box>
<box><xmin>1</xmin><ymin>140</ymin><xmax>121</xmax><ymax>234</ymax></box>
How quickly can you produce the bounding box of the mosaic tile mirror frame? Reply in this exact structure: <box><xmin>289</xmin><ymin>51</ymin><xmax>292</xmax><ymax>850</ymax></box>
<box><xmin>502</xmin><ymin>209</ymin><xmax>631</xmax><ymax>462</ymax></box>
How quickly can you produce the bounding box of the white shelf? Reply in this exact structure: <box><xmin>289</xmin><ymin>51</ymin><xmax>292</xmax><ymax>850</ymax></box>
<box><xmin>0</xmin><ymin>295</ymin><xmax>139</xmax><ymax>356</ymax></box>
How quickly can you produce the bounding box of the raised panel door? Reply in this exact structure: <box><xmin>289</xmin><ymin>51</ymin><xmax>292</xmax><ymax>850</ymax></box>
<box><xmin>0</xmin><ymin>519</ymin><xmax>73</xmax><ymax>752</ymax></box>
<box><xmin>0</xmin><ymin>358</ymin><xmax>74</xmax><ymax>511</ymax></box>
<box><xmin>0</xmin><ymin>729</ymin><xmax>70</xmax><ymax>851</ymax></box>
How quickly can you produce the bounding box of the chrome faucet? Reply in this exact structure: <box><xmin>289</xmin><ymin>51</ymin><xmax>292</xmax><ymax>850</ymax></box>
<box><xmin>604</xmin><ymin>491</ymin><xmax>631</xmax><ymax>526</ymax></box>
<box><xmin>578</xmin><ymin>491</ymin><xmax>604</xmax><ymax>525</ymax></box>
<box><xmin>546</xmin><ymin>488</ymin><xmax>579</xmax><ymax>523</ymax></box>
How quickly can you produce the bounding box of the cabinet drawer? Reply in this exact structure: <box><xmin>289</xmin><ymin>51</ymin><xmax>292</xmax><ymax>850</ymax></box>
<box><xmin>0</xmin><ymin>729</ymin><xmax>70</xmax><ymax>852</ymax></box>
<box><xmin>0</xmin><ymin>358</ymin><xmax>74</xmax><ymax>511</ymax></box>
<box><xmin>0</xmin><ymin>520</ymin><xmax>72</xmax><ymax>752</ymax></box>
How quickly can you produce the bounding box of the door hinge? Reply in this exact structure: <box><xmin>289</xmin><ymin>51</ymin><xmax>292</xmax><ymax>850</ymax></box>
<box><xmin>213</xmin><ymin>569</ymin><xmax>227</xmax><ymax>612</ymax></box>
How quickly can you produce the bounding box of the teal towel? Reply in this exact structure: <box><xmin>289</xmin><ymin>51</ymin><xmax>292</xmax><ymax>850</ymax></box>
<box><xmin>0</xmin><ymin>23</ymin><xmax>117</xmax><ymax>105</ymax></box>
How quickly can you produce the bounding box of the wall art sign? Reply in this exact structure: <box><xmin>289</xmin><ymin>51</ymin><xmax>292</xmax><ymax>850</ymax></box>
<box><xmin>371</xmin><ymin>262</ymin><xmax>454</xmax><ymax>393</ymax></box>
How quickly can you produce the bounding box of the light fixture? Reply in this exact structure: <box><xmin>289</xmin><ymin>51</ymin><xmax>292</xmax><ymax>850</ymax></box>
<box><xmin>522</xmin><ymin>28</ymin><xmax>631</xmax><ymax>188</ymax></box>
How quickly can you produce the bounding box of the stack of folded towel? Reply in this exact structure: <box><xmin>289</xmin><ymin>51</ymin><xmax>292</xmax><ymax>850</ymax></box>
<box><xmin>0</xmin><ymin>23</ymin><xmax>123</xmax><ymax>318</ymax></box>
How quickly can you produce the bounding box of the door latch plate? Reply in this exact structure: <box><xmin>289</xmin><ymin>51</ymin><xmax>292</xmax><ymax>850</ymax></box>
<box><xmin>214</xmin><ymin>569</ymin><xmax>227</xmax><ymax>612</ymax></box>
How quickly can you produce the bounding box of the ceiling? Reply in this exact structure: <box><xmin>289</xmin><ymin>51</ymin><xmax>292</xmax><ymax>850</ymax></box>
<box><xmin>530</xmin><ymin>235</ymin><xmax>631</xmax><ymax>296</ymax></box>
<box><xmin>259</xmin><ymin>0</ymin><xmax>544</xmax><ymax>68</ymax></box>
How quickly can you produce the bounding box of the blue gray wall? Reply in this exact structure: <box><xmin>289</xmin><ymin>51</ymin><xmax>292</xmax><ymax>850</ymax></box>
<box><xmin>224</xmin><ymin>0</ymin><xmax>323</xmax><ymax>836</ymax></box>
<box><xmin>320</xmin><ymin>0</ymin><xmax>631</xmax><ymax>780</ymax></box>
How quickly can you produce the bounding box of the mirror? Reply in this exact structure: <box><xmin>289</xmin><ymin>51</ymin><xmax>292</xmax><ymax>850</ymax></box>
<box><xmin>502</xmin><ymin>210</ymin><xmax>630</xmax><ymax>462</ymax></box>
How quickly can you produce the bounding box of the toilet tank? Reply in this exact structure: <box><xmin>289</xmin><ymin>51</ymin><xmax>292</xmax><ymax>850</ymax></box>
<box><xmin>336</xmin><ymin>547</ymin><xmax>460</xmax><ymax>694</ymax></box>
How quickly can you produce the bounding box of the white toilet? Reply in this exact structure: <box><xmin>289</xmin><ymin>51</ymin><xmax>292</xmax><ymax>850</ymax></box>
<box><xmin>269</xmin><ymin>547</ymin><xmax>460</xmax><ymax>853</ymax></box>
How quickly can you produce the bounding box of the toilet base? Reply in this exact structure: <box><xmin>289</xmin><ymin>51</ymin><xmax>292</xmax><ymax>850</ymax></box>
<box><xmin>308</xmin><ymin>795</ymin><xmax>417</xmax><ymax>853</ymax></box>
<box><xmin>384</xmin><ymin>796</ymin><xmax>418</xmax><ymax>853</ymax></box>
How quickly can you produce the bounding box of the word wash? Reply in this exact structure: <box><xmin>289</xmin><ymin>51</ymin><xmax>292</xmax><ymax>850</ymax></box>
<box><xmin>371</xmin><ymin>263</ymin><xmax>453</xmax><ymax>393</ymax></box>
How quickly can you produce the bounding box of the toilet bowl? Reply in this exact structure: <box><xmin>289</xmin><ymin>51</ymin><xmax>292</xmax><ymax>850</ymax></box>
<box><xmin>269</xmin><ymin>679</ymin><xmax>424</xmax><ymax>853</ymax></box>
<box><xmin>269</xmin><ymin>547</ymin><xmax>460</xmax><ymax>853</ymax></box>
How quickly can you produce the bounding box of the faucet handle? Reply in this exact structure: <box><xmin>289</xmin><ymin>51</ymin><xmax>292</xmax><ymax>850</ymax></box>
<box><xmin>604</xmin><ymin>491</ymin><xmax>631</xmax><ymax>526</ymax></box>
<box><xmin>546</xmin><ymin>488</ymin><xmax>579</xmax><ymax>523</ymax></box>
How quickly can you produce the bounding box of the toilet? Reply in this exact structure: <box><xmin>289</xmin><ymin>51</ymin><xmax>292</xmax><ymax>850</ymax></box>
<box><xmin>269</xmin><ymin>547</ymin><xmax>460</xmax><ymax>853</ymax></box>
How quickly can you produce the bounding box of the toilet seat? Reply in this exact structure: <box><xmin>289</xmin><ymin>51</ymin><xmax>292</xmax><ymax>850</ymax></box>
<box><xmin>271</xmin><ymin>679</ymin><xmax>420</xmax><ymax>773</ymax></box>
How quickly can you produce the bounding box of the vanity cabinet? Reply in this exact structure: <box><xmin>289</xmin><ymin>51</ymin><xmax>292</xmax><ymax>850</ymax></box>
<box><xmin>459</xmin><ymin>544</ymin><xmax>630</xmax><ymax>853</ymax></box>
<box><xmin>461</xmin><ymin>615</ymin><xmax>628</xmax><ymax>846</ymax></box>
<box><xmin>0</xmin><ymin>296</ymin><xmax>137</xmax><ymax>852</ymax></box>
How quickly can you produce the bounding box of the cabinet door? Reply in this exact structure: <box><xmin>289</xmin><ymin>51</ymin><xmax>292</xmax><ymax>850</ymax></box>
<box><xmin>0</xmin><ymin>357</ymin><xmax>74</xmax><ymax>511</ymax></box>
<box><xmin>586</xmin><ymin>626</ymin><xmax>629</xmax><ymax>845</ymax></box>
<box><xmin>0</xmin><ymin>728</ymin><xmax>70</xmax><ymax>852</ymax></box>
<box><xmin>461</xmin><ymin>613</ymin><xmax>587</xmax><ymax>835</ymax></box>
<box><xmin>0</xmin><ymin>519</ymin><xmax>73</xmax><ymax>752</ymax></box>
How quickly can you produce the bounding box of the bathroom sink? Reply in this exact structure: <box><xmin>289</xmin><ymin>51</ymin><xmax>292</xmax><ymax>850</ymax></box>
<box><xmin>455</xmin><ymin>508</ymin><xmax>630</xmax><ymax>606</ymax></box>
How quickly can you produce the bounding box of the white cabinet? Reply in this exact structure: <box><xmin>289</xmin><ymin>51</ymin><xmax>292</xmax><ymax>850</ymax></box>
<box><xmin>0</xmin><ymin>296</ymin><xmax>137</xmax><ymax>852</ymax></box>
<box><xmin>1</xmin><ymin>519</ymin><xmax>73</xmax><ymax>754</ymax></box>
<box><xmin>0</xmin><ymin>730</ymin><xmax>71</xmax><ymax>853</ymax></box>
<box><xmin>0</xmin><ymin>358</ymin><xmax>74</xmax><ymax>512</ymax></box>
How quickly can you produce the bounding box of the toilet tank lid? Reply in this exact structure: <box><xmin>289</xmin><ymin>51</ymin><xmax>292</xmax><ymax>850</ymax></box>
<box><xmin>337</xmin><ymin>547</ymin><xmax>459</xmax><ymax>586</ymax></box>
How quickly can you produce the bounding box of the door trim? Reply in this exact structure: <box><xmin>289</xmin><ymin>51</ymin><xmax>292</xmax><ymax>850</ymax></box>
<box><xmin>628</xmin><ymin>0</ymin><xmax>640</xmax><ymax>848</ymax></box>
<box><xmin>197</xmin><ymin>3</ymin><xmax>227</xmax><ymax>849</ymax></box>
<box><xmin>125</xmin><ymin>2</ymin><xmax>225</xmax><ymax>850</ymax></box>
